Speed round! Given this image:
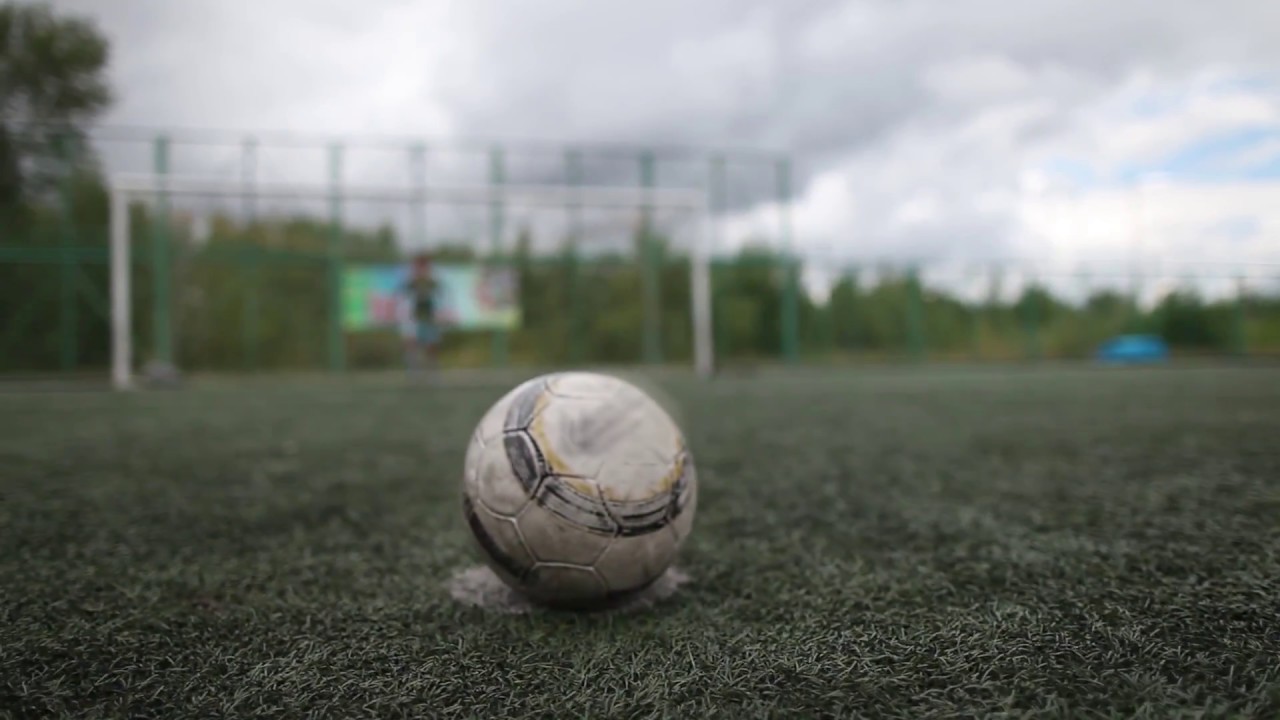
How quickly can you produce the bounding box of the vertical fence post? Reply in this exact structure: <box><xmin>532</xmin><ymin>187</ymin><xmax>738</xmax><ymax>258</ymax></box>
<box><xmin>242</xmin><ymin>137</ymin><xmax>257</xmax><ymax>222</ymax></box>
<box><xmin>565</xmin><ymin>148</ymin><xmax>584</xmax><ymax>364</ymax></box>
<box><xmin>241</xmin><ymin>137</ymin><xmax>259</xmax><ymax>371</ymax></box>
<box><xmin>969</xmin><ymin>265</ymin><xmax>983</xmax><ymax>361</ymax></box>
<box><xmin>906</xmin><ymin>267</ymin><xmax>926</xmax><ymax>361</ymax></box>
<box><xmin>777</xmin><ymin>156</ymin><xmax>798</xmax><ymax>364</ymax></box>
<box><xmin>243</xmin><ymin>251</ymin><xmax>260</xmax><ymax>372</ymax></box>
<box><xmin>489</xmin><ymin>145</ymin><xmax>508</xmax><ymax>367</ymax></box>
<box><xmin>709</xmin><ymin>154</ymin><xmax>726</xmax><ymax>365</ymax></box>
<box><xmin>327</xmin><ymin>142</ymin><xmax>345</xmax><ymax>372</ymax></box>
<box><xmin>639</xmin><ymin>150</ymin><xmax>662</xmax><ymax>365</ymax></box>
<box><xmin>1023</xmin><ymin>276</ymin><xmax>1042</xmax><ymax>361</ymax></box>
<box><xmin>1128</xmin><ymin>271</ymin><xmax>1143</xmax><ymax>332</ymax></box>
<box><xmin>1233</xmin><ymin>275</ymin><xmax>1248</xmax><ymax>358</ymax></box>
<box><xmin>151</xmin><ymin>134</ymin><xmax>172</xmax><ymax>367</ymax></box>
<box><xmin>56</xmin><ymin>132</ymin><xmax>77</xmax><ymax>371</ymax></box>
<box><xmin>842</xmin><ymin>265</ymin><xmax>859</xmax><ymax>355</ymax></box>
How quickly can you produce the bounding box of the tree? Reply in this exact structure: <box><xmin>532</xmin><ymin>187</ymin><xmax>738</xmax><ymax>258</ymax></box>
<box><xmin>0</xmin><ymin>1</ymin><xmax>112</xmax><ymax>213</ymax></box>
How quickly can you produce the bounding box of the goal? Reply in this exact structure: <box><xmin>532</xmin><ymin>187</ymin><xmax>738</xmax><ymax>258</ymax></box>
<box><xmin>107</xmin><ymin>173</ymin><xmax>715</xmax><ymax>388</ymax></box>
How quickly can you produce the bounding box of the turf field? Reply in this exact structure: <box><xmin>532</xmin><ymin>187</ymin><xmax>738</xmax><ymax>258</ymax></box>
<box><xmin>2</xmin><ymin>365</ymin><xmax>1279</xmax><ymax>718</ymax></box>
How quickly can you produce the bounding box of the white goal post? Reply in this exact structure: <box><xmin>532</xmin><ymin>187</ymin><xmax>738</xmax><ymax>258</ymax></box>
<box><xmin>108</xmin><ymin>173</ymin><xmax>715</xmax><ymax>388</ymax></box>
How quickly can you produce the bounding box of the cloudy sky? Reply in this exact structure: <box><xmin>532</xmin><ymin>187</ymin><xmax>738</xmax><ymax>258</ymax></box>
<box><xmin>55</xmin><ymin>0</ymin><xmax>1280</xmax><ymax>299</ymax></box>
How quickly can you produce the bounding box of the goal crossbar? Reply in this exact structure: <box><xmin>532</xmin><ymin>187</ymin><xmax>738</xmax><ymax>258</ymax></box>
<box><xmin>108</xmin><ymin>174</ymin><xmax>715</xmax><ymax>388</ymax></box>
<box><xmin>110</xmin><ymin>173</ymin><xmax>710</xmax><ymax>209</ymax></box>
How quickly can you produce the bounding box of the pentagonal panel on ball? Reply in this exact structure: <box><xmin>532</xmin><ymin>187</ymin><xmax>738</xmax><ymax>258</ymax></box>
<box><xmin>475</xmin><ymin>438</ymin><xmax>532</xmax><ymax>518</ymax></box>
<box><xmin>518</xmin><ymin>490</ymin><xmax>615</xmax><ymax>566</ymax></box>
<box><xmin>593</xmin><ymin>530</ymin><xmax>678</xmax><ymax>595</ymax></box>
<box><xmin>527</xmin><ymin>392</ymin><xmax>679</xmax><ymax>480</ymax></box>
<box><xmin>463</xmin><ymin>430</ymin><xmax>486</xmax><ymax>495</ymax></box>
<box><xmin>544</xmin><ymin>372</ymin><xmax>625</xmax><ymax>400</ymax></box>
<box><xmin>523</xmin><ymin>562</ymin><xmax>608</xmax><ymax>605</ymax></box>
<box><xmin>474</xmin><ymin>391</ymin><xmax>513</xmax><ymax>445</ymax></box>
<box><xmin>502</xmin><ymin>376</ymin><xmax>552</xmax><ymax>431</ymax></box>
<box><xmin>462</xmin><ymin>494</ymin><xmax>535</xmax><ymax>586</ymax></box>
<box><xmin>592</xmin><ymin>452</ymin><xmax>689</xmax><ymax>532</ymax></box>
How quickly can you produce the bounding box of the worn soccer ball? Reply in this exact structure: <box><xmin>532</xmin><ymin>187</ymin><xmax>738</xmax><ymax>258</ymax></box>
<box><xmin>461</xmin><ymin>371</ymin><xmax>697</xmax><ymax>609</ymax></box>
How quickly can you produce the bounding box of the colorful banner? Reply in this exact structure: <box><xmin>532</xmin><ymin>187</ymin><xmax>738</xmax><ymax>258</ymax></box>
<box><xmin>341</xmin><ymin>263</ymin><xmax>520</xmax><ymax>331</ymax></box>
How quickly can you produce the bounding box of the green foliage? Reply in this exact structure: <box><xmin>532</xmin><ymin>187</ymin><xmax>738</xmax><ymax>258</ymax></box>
<box><xmin>1151</xmin><ymin>288</ymin><xmax>1233</xmax><ymax>349</ymax></box>
<box><xmin>4</xmin><ymin>177</ymin><xmax>1280</xmax><ymax>372</ymax></box>
<box><xmin>0</xmin><ymin>1</ymin><xmax>112</xmax><ymax>211</ymax></box>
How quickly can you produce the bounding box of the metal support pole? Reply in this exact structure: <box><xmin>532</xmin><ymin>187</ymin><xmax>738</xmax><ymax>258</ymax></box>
<box><xmin>151</xmin><ymin>134</ymin><xmax>172</xmax><ymax>366</ymax></box>
<box><xmin>565</xmin><ymin>148</ymin><xmax>584</xmax><ymax>364</ymax></box>
<box><xmin>778</xmin><ymin>157</ymin><xmax>798</xmax><ymax>364</ymax></box>
<box><xmin>242</xmin><ymin>136</ymin><xmax>259</xmax><ymax>370</ymax></box>
<box><xmin>704</xmin><ymin>155</ymin><xmax>726</xmax><ymax>375</ymax></box>
<box><xmin>489</xmin><ymin>145</ymin><xmax>508</xmax><ymax>367</ymax></box>
<box><xmin>110</xmin><ymin>188</ymin><xmax>132</xmax><ymax>389</ymax></box>
<box><xmin>640</xmin><ymin>150</ymin><xmax>662</xmax><ymax>364</ymax></box>
<box><xmin>243</xmin><ymin>251</ymin><xmax>260</xmax><ymax>372</ymax></box>
<box><xmin>693</xmin><ymin>206</ymin><xmax>714</xmax><ymax>379</ymax></box>
<box><xmin>1023</xmin><ymin>277</ymin><xmax>1042</xmax><ymax>361</ymax></box>
<box><xmin>906</xmin><ymin>267</ymin><xmax>926</xmax><ymax>361</ymax></box>
<box><xmin>1234</xmin><ymin>275</ymin><xmax>1248</xmax><ymax>358</ymax></box>
<box><xmin>327</xmin><ymin>142</ymin><xmax>345</xmax><ymax>372</ymax></box>
<box><xmin>241</xmin><ymin>137</ymin><xmax>257</xmax><ymax>222</ymax></box>
<box><xmin>970</xmin><ymin>265</ymin><xmax>983</xmax><ymax>360</ymax></box>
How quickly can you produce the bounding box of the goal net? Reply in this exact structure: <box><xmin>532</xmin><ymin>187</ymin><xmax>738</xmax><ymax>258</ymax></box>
<box><xmin>107</xmin><ymin>173</ymin><xmax>714</xmax><ymax>388</ymax></box>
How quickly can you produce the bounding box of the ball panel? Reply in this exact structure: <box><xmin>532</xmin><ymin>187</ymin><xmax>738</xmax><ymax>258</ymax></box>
<box><xmin>463</xmin><ymin>431</ymin><xmax>486</xmax><ymax>496</ymax></box>
<box><xmin>475</xmin><ymin>438</ymin><xmax>531</xmax><ymax>517</ymax></box>
<box><xmin>474</xmin><ymin>389</ymin><xmax>515</xmax><ymax>445</ymax></box>
<box><xmin>593</xmin><ymin>530</ymin><xmax>677</xmax><ymax>594</ymax></box>
<box><xmin>518</xmin><ymin>498</ymin><xmax>614</xmax><ymax>565</ymax></box>
<box><xmin>544</xmin><ymin>372</ymin><xmax>625</xmax><ymax>400</ymax></box>
<box><xmin>595</xmin><ymin>463</ymin><xmax>676</xmax><ymax>537</ymax></box>
<box><xmin>529</xmin><ymin>392</ymin><xmax>678</xmax><ymax>479</ymax></box>
<box><xmin>462</xmin><ymin>494</ymin><xmax>535</xmax><ymax>585</ymax></box>
<box><xmin>503</xmin><ymin>376</ymin><xmax>551</xmax><ymax>431</ymax></box>
<box><xmin>532</xmin><ymin>475</ymin><xmax>617</xmax><ymax>535</ymax></box>
<box><xmin>523</xmin><ymin>562</ymin><xmax>608</xmax><ymax>606</ymax></box>
<box><xmin>501</xmin><ymin>430</ymin><xmax>544</xmax><ymax>495</ymax></box>
<box><xmin>594</xmin><ymin>444</ymin><xmax>686</xmax><ymax>503</ymax></box>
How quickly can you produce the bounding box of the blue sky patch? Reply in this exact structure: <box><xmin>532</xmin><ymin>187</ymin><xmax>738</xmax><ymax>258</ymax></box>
<box><xmin>1042</xmin><ymin>74</ymin><xmax>1280</xmax><ymax>189</ymax></box>
<box><xmin>1115</xmin><ymin>126</ymin><xmax>1280</xmax><ymax>185</ymax></box>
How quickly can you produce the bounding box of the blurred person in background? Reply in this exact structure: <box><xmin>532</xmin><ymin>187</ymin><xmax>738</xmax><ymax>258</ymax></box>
<box><xmin>399</xmin><ymin>252</ymin><xmax>443</xmax><ymax>381</ymax></box>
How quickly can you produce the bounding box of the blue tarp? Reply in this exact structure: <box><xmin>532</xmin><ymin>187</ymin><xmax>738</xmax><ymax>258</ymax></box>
<box><xmin>1096</xmin><ymin>334</ymin><xmax>1170</xmax><ymax>364</ymax></box>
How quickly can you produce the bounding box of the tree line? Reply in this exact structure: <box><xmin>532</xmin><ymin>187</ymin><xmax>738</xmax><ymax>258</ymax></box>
<box><xmin>5</xmin><ymin>185</ymin><xmax>1277</xmax><ymax>374</ymax></box>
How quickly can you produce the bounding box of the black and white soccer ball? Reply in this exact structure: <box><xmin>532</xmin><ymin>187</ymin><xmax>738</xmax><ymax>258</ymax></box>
<box><xmin>461</xmin><ymin>371</ymin><xmax>697</xmax><ymax>609</ymax></box>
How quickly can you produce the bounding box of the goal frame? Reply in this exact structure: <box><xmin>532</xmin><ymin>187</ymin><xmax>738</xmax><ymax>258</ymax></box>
<box><xmin>108</xmin><ymin>173</ymin><xmax>715</xmax><ymax>388</ymax></box>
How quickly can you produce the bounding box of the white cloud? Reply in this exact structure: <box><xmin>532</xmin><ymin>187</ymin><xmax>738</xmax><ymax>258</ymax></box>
<box><xmin>43</xmin><ymin>0</ymin><xmax>1280</xmax><ymax>301</ymax></box>
<box><xmin>922</xmin><ymin>55</ymin><xmax>1034</xmax><ymax>105</ymax></box>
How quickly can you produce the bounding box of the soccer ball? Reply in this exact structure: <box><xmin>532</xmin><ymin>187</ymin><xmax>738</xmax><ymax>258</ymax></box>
<box><xmin>461</xmin><ymin>371</ymin><xmax>697</xmax><ymax>609</ymax></box>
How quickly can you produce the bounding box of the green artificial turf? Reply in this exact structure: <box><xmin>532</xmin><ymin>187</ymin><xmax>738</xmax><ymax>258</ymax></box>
<box><xmin>1</xmin><ymin>365</ymin><xmax>1278</xmax><ymax>718</ymax></box>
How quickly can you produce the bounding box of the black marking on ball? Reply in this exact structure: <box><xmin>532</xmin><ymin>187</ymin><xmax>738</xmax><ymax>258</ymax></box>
<box><xmin>613</xmin><ymin>505</ymin><xmax>671</xmax><ymax>537</ymax></box>
<box><xmin>462</xmin><ymin>494</ymin><xmax>531</xmax><ymax>581</ymax></box>
<box><xmin>596</xmin><ymin>491</ymin><xmax>673</xmax><ymax>538</ymax></box>
<box><xmin>537</xmin><ymin>476</ymin><xmax>616</xmax><ymax>535</ymax></box>
<box><xmin>504</xmin><ymin>378</ymin><xmax>547</xmax><ymax>431</ymax></box>
<box><xmin>503</xmin><ymin>430</ymin><xmax>544</xmax><ymax>494</ymax></box>
<box><xmin>667</xmin><ymin>452</ymin><xmax>693</xmax><ymax>521</ymax></box>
